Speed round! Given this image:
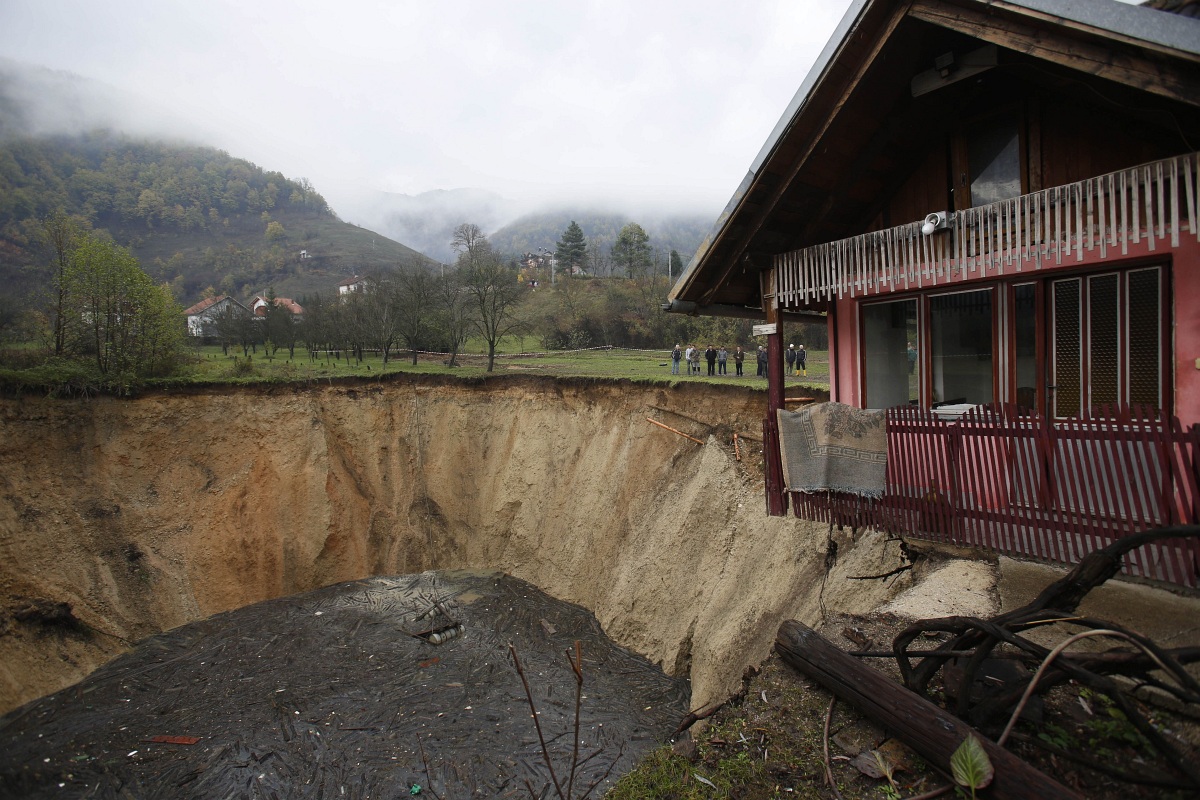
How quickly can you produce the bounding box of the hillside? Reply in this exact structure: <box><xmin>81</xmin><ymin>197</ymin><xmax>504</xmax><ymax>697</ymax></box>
<box><xmin>0</xmin><ymin>131</ymin><xmax>435</xmax><ymax>304</ymax></box>
<box><xmin>489</xmin><ymin>209</ymin><xmax>712</xmax><ymax>272</ymax></box>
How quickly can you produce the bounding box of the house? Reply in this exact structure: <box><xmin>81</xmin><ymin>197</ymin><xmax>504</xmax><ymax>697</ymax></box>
<box><xmin>250</xmin><ymin>295</ymin><xmax>305</xmax><ymax>319</ymax></box>
<box><xmin>182</xmin><ymin>295</ymin><xmax>250</xmax><ymax>336</ymax></box>
<box><xmin>337</xmin><ymin>276</ymin><xmax>369</xmax><ymax>296</ymax></box>
<box><xmin>667</xmin><ymin>0</ymin><xmax>1200</xmax><ymax>585</ymax></box>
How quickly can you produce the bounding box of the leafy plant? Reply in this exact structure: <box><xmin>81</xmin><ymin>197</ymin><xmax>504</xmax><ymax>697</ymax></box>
<box><xmin>950</xmin><ymin>734</ymin><xmax>993</xmax><ymax>799</ymax></box>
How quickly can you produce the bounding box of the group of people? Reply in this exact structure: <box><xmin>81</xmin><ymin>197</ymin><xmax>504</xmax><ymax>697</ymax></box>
<box><xmin>670</xmin><ymin>343</ymin><xmax>807</xmax><ymax>378</ymax></box>
<box><xmin>672</xmin><ymin>344</ymin><xmax>740</xmax><ymax>376</ymax></box>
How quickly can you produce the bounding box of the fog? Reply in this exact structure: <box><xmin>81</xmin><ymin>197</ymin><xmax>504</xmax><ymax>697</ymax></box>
<box><xmin>0</xmin><ymin>0</ymin><xmax>859</xmax><ymax>223</ymax></box>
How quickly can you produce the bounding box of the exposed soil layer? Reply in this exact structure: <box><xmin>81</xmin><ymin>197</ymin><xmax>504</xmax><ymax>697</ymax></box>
<box><xmin>0</xmin><ymin>571</ymin><xmax>689</xmax><ymax>799</ymax></box>
<box><xmin>0</xmin><ymin>375</ymin><xmax>908</xmax><ymax>720</ymax></box>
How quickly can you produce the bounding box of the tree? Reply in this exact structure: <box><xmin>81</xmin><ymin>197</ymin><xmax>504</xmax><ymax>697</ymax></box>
<box><xmin>555</xmin><ymin>221</ymin><xmax>588</xmax><ymax>275</ymax></box>
<box><xmin>669</xmin><ymin>249</ymin><xmax>684</xmax><ymax>278</ymax></box>
<box><xmin>451</xmin><ymin>223</ymin><xmax>489</xmax><ymax>265</ymax></box>
<box><xmin>612</xmin><ymin>223</ymin><xmax>651</xmax><ymax>278</ymax></box>
<box><xmin>265</xmin><ymin>220</ymin><xmax>286</xmax><ymax>242</ymax></box>
<box><xmin>461</xmin><ymin>250</ymin><xmax>526</xmax><ymax>371</ymax></box>
<box><xmin>41</xmin><ymin>212</ymin><xmax>87</xmax><ymax>355</ymax></box>
<box><xmin>394</xmin><ymin>265</ymin><xmax>438</xmax><ymax>365</ymax></box>
<box><xmin>434</xmin><ymin>269</ymin><xmax>472</xmax><ymax>367</ymax></box>
<box><xmin>211</xmin><ymin>302</ymin><xmax>253</xmax><ymax>356</ymax></box>
<box><xmin>61</xmin><ymin>232</ymin><xmax>184</xmax><ymax>378</ymax></box>
<box><xmin>262</xmin><ymin>289</ymin><xmax>299</xmax><ymax>358</ymax></box>
<box><xmin>352</xmin><ymin>277</ymin><xmax>403</xmax><ymax>363</ymax></box>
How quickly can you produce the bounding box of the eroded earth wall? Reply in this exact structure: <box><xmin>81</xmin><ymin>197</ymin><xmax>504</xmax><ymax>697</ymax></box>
<box><xmin>0</xmin><ymin>376</ymin><xmax>912</xmax><ymax>715</ymax></box>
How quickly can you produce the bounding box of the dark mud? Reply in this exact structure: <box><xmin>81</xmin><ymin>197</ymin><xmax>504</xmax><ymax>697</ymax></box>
<box><xmin>0</xmin><ymin>571</ymin><xmax>689</xmax><ymax>799</ymax></box>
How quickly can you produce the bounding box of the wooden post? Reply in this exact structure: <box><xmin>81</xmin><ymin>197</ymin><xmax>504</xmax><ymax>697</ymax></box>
<box><xmin>775</xmin><ymin>620</ymin><xmax>1081</xmax><ymax>800</ymax></box>
<box><xmin>762</xmin><ymin>267</ymin><xmax>788</xmax><ymax>516</ymax></box>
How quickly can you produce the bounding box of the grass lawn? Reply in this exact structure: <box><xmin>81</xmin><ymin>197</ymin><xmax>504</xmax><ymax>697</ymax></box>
<box><xmin>178</xmin><ymin>341</ymin><xmax>831</xmax><ymax>390</ymax></box>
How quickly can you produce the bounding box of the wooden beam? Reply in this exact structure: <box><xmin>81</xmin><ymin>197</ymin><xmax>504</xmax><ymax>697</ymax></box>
<box><xmin>775</xmin><ymin>619</ymin><xmax>1083</xmax><ymax>800</ymax></box>
<box><xmin>909</xmin><ymin>0</ymin><xmax>1200</xmax><ymax>107</ymax></box>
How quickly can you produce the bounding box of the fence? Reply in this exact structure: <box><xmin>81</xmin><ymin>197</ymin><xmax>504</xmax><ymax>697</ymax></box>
<box><xmin>788</xmin><ymin>403</ymin><xmax>1200</xmax><ymax>588</ymax></box>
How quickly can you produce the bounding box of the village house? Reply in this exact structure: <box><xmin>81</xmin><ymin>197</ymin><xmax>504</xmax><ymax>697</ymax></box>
<box><xmin>250</xmin><ymin>295</ymin><xmax>304</xmax><ymax>320</ymax></box>
<box><xmin>337</xmin><ymin>275</ymin><xmax>369</xmax><ymax>297</ymax></box>
<box><xmin>668</xmin><ymin>0</ymin><xmax>1200</xmax><ymax>586</ymax></box>
<box><xmin>182</xmin><ymin>295</ymin><xmax>250</xmax><ymax>337</ymax></box>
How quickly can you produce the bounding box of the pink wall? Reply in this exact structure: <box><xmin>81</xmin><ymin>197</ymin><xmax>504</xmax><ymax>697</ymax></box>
<box><xmin>1173</xmin><ymin>237</ymin><xmax>1200</xmax><ymax>426</ymax></box>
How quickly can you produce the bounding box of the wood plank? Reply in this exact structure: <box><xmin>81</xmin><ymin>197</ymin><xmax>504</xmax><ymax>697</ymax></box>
<box><xmin>775</xmin><ymin>620</ymin><xmax>1082</xmax><ymax>800</ymax></box>
<box><xmin>908</xmin><ymin>0</ymin><xmax>1200</xmax><ymax>106</ymax></box>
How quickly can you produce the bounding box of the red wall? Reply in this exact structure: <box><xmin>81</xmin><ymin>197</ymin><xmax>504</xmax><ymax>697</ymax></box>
<box><xmin>1173</xmin><ymin>237</ymin><xmax>1200</xmax><ymax>426</ymax></box>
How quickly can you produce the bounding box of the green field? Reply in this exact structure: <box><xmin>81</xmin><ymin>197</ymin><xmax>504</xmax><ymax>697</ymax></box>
<box><xmin>179</xmin><ymin>340</ymin><xmax>831</xmax><ymax>389</ymax></box>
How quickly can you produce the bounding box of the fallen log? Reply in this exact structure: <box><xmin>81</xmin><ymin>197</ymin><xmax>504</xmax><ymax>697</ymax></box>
<box><xmin>775</xmin><ymin>619</ymin><xmax>1081</xmax><ymax>800</ymax></box>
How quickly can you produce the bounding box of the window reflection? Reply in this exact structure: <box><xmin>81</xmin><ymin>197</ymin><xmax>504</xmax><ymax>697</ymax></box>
<box><xmin>929</xmin><ymin>290</ymin><xmax>993</xmax><ymax>406</ymax></box>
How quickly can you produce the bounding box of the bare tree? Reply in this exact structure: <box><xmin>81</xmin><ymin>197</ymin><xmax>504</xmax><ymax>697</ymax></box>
<box><xmin>394</xmin><ymin>264</ymin><xmax>438</xmax><ymax>365</ymax></box>
<box><xmin>435</xmin><ymin>269</ymin><xmax>472</xmax><ymax>367</ymax></box>
<box><xmin>451</xmin><ymin>223</ymin><xmax>488</xmax><ymax>265</ymax></box>
<box><xmin>462</xmin><ymin>252</ymin><xmax>526</xmax><ymax>371</ymax></box>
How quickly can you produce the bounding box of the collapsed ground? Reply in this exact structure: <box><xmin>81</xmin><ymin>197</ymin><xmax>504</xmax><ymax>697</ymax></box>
<box><xmin>2</xmin><ymin>374</ymin><xmax>1198</xmax><ymax>797</ymax></box>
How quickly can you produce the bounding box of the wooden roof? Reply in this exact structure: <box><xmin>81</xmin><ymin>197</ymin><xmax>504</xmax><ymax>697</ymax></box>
<box><xmin>668</xmin><ymin>0</ymin><xmax>1200</xmax><ymax>315</ymax></box>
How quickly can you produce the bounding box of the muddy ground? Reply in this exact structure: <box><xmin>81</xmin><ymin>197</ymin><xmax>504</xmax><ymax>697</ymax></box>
<box><xmin>0</xmin><ymin>571</ymin><xmax>689</xmax><ymax>799</ymax></box>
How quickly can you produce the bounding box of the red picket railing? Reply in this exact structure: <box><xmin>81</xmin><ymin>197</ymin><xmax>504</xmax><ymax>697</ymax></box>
<box><xmin>789</xmin><ymin>403</ymin><xmax>1200</xmax><ymax>588</ymax></box>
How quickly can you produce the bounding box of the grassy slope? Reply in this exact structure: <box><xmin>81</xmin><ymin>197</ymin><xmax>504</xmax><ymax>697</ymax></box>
<box><xmin>131</xmin><ymin>210</ymin><xmax>438</xmax><ymax>300</ymax></box>
<box><xmin>167</xmin><ymin>342</ymin><xmax>832</xmax><ymax>390</ymax></box>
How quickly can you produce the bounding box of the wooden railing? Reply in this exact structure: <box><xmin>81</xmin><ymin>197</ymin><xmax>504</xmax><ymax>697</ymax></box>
<box><xmin>789</xmin><ymin>403</ymin><xmax>1200</xmax><ymax>588</ymax></box>
<box><xmin>776</xmin><ymin>152</ymin><xmax>1200</xmax><ymax>306</ymax></box>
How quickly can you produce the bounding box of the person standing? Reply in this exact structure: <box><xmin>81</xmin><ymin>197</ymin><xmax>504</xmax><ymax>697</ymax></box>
<box><xmin>705</xmin><ymin>345</ymin><xmax>717</xmax><ymax>376</ymax></box>
<box><xmin>684</xmin><ymin>344</ymin><xmax>695</xmax><ymax>375</ymax></box>
<box><xmin>733</xmin><ymin>346</ymin><xmax>745</xmax><ymax>376</ymax></box>
<box><xmin>797</xmin><ymin>344</ymin><xmax>807</xmax><ymax>376</ymax></box>
<box><xmin>671</xmin><ymin>344</ymin><xmax>682</xmax><ymax>375</ymax></box>
<box><xmin>756</xmin><ymin>346</ymin><xmax>768</xmax><ymax>377</ymax></box>
<box><xmin>689</xmin><ymin>344</ymin><xmax>701</xmax><ymax>376</ymax></box>
<box><xmin>786</xmin><ymin>344</ymin><xmax>797</xmax><ymax>376</ymax></box>
<box><xmin>717</xmin><ymin>346</ymin><xmax>728</xmax><ymax>375</ymax></box>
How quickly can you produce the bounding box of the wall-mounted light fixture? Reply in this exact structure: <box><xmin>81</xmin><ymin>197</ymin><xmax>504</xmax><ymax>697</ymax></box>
<box><xmin>921</xmin><ymin>211</ymin><xmax>954</xmax><ymax>236</ymax></box>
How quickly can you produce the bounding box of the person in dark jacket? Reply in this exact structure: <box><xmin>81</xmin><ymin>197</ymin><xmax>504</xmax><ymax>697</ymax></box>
<box><xmin>733</xmin><ymin>346</ymin><xmax>745</xmax><ymax>376</ymax></box>
<box><xmin>756</xmin><ymin>346</ymin><xmax>768</xmax><ymax>377</ymax></box>
<box><xmin>705</xmin><ymin>345</ymin><xmax>717</xmax><ymax>376</ymax></box>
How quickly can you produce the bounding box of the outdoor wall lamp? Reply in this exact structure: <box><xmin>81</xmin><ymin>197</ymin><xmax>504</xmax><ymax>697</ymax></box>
<box><xmin>921</xmin><ymin>211</ymin><xmax>954</xmax><ymax>235</ymax></box>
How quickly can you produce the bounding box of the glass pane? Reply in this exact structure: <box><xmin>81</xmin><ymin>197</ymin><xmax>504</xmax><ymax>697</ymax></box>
<box><xmin>969</xmin><ymin>118</ymin><xmax>1021</xmax><ymax>206</ymax></box>
<box><xmin>1128</xmin><ymin>268</ymin><xmax>1161</xmax><ymax>408</ymax></box>
<box><xmin>929</xmin><ymin>290</ymin><xmax>993</xmax><ymax>406</ymax></box>
<box><xmin>1013</xmin><ymin>284</ymin><xmax>1037</xmax><ymax>411</ymax></box>
<box><xmin>1088</xmin><ymin>273</ymin><xmax>1119</xmax><ymax>408</ymax></box>
<box><xmin>1053</xmin><ymin>279</ymin><xmax>1081</xmax><ymax>418</ymax></box>
<box><xmin>863</xmin><ymin>300</ymin><xmax>919</xmax><ymax>408</ymax></box>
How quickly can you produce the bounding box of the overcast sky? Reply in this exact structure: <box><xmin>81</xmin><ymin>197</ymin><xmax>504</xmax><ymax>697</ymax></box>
<box><xmin>0</xmin><ymin>0</ymin><xmax>1144</xmax><ymax>223</ymax></box>
<box><xmin>0</xmin><ymin>0</ymin><xmax>863</xmax><ymax>219</ymax></box>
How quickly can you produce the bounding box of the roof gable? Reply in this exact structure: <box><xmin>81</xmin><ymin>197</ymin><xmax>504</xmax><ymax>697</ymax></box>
<box><xmin>670</xmin><ymin>0</ymin><xmax>1200</xmax><ymax>313</ymax></box>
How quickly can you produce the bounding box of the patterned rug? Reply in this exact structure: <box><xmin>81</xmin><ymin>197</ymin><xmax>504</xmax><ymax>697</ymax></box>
<box><xmin>777</xmin><ymin>403</ymin><xmax>888</xmax><ymax>498</ymax></box>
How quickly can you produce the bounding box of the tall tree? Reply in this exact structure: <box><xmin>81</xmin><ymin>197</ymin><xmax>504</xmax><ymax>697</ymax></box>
<box><xmin>451</xmin><ymin>223</ymin><xmax>488</xmax><ymax>265</ymax></box>
<box><xmin>394</xmin><ymin>264</ymin><xmax>438</xmax><ymax>365</ymax></box>
<box><xmin>612</xmin><ymin>223</ymin><xmax>651</xmax><ymax>278</ymax></box>
<box><xmin>434</xmin><ymin>269</ymin><xmax>472</xmax><ymax>368</ymax></box>
<box><xmin>554</xmin><ymin>220</ymin><xmax>588</xmax><ymax>275</ymax></box>
<box><xmin>461</xmin><ymin>250</ymin><xmax>525</xmax><ymax>372</ymax></box>
<box><xmin>41</xmin><ymin>212</ymin><xmax>87</xmax><ymax>356</ymax></box>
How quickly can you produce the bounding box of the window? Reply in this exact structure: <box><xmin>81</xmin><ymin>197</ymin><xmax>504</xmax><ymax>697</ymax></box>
<box><xmin>1050</xmin><ymin>267</ymin><xmax>1163</xmax><ymax>417</ymax></box>
<box><xmin>1012</xmin><ymin>284</ymin><xmax>1038</xmax><ymax>411</ymax></box>
<box><xmin>863</xmin><ymin>299</ymin><xmax>919</xmax><ymax>409</ymax></box>
<box><xmin>861</xmin><ymin>267</ymin><xmax>1166</xmax><ymax>416</ymax></box>
<box><xmin>929</xmin><ymin>289</ymin><xmax>995</xmax><ymax>405</ymax></box>
<box><xmin>951</xmin><ymin>111</ymin><xmax>1024</xmax><ymax>211</ymax></box>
